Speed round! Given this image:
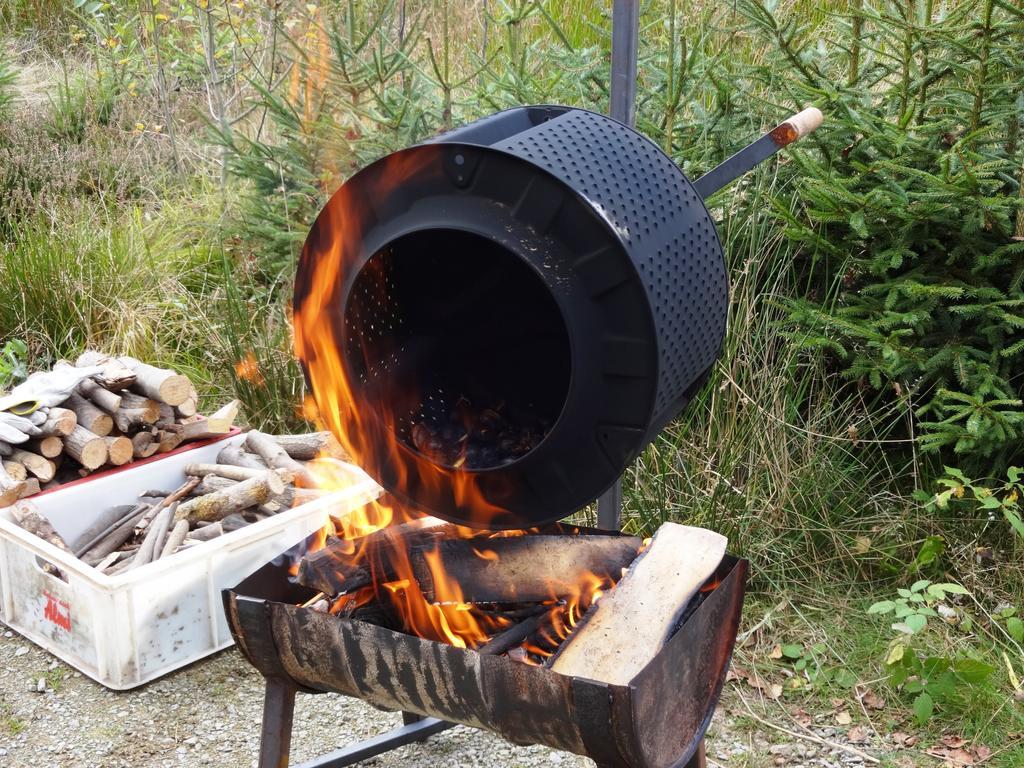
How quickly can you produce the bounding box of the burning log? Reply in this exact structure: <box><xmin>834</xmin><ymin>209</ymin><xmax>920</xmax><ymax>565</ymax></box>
<box><xmin>296</xmin><ymin>520</ymin><xmax>455</xmax><ymax>596</ymax></box>
<box><xmin>549</xmin><ymin>524</ymin><xmax>727</xmax><ymax>685</ymax></box>
<box><xmin>270</xmin><ymin>431</ymin><xmax>346</xmax><ymax>461</ymax></box>
<box><xmin>174</xmin><ymin>471</ymin><xmax>284</xmax><ymax>524</ymax></box>
<box><xmin>411</xmin><ymin>535</ymin><xmax>643</xmax><ymax>603</ymax></box>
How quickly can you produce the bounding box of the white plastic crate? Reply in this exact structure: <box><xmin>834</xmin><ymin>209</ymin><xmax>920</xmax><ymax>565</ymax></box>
<box><xmin>0</xmin><ymin>433</ymin><xmax>380</xmax><ymax>689</ymax></box>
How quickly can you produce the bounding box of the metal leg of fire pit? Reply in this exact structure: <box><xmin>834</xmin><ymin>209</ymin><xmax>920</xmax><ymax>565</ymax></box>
<box><xmin>258</xmin><ymin>678</ymin><xmax>456</xmax><ymax>768</ymax></box>
<box><xmin>597</xmin><ymin>0</ymin><xmax>641</xmax><ymax>536</ymax></box>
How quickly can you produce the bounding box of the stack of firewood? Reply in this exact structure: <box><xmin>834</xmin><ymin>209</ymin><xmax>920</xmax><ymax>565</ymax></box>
<box><xmin>0</xmin><ymin>352</ymin><xmax>241</xmax><ymax>507</ymax></box>
<box><xmin>10</xmin><ymin>430</ymin><xmax>346</xmax><ymax>573</ymax></box>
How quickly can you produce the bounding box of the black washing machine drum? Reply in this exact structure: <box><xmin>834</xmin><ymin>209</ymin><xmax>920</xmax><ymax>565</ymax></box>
<box><xmin>294</xmin><ymin>105</ymin><xmax>728</xmax><ymax>529</ymax></box>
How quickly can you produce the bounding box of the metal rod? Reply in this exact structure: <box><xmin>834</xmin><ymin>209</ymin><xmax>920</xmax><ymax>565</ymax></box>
<box><xmin>610</xmin><ymin>0</ymin><xmax>640</xmax><ymax>127</ymax></box>
<box><xmin>693</xmin><ymin>107</ymin><xmax>824</xmax><ymax>200</ymax></box>
<box><xmin>292</xmin><ymin>717</ymin><xmax>455</xmax><ymax>768</ymax></box>
<box><xmin>597</xmin><ymin>479</ymin><xmax>623</xmax><ymax>531</ymax></box>
<box><xmin>259</xmin><ymin>679</ymin><xmax>297</xmax><ymax>768</ymax></box>
<box><xmin>600</xmin><ymin>0</ymin><xmax>641</xmax><ymax>530</ymax></box>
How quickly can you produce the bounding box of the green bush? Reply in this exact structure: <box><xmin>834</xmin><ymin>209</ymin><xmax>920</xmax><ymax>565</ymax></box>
<box><xmin>738</xmin><ymin>0</ymin><xmax>1024</xmax><ymax>471</ymax></box>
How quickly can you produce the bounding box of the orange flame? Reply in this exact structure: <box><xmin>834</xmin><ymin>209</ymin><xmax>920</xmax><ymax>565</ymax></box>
<box><xmin>234</xmin><ymin>351</ymin><xmax>264</xmax><ymax>385</ymax></box>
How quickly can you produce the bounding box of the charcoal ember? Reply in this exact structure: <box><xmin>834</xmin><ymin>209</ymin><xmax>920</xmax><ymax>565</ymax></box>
<box><xmin>409</xmin><ymin>398</ymin><xmax>547</xmax><ymax>469</ymax></box>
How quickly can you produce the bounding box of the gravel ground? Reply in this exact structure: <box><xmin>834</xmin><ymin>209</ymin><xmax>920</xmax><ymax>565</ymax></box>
<box><xmin>0</xmin><ymin>626</ymin><xmax>897</xmax><ymax>768</ymax></box>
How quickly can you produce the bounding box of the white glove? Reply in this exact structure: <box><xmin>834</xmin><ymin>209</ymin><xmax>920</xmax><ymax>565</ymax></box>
<box><xmin>0</xmin><ymin>412</ymin><xmax>39</xmax><ymax>443</ymax></box>
<box><xmin>0</xmin><ymin>365</ymin><xmax>105</xmax><ymax>414</ymax></box>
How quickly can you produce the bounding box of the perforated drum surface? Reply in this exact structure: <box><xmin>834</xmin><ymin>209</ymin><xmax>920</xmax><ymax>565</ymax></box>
<box><xmin>495</xmin><ymin>109</ymin><xmax>727</xmax><ymax>416</ymax></box>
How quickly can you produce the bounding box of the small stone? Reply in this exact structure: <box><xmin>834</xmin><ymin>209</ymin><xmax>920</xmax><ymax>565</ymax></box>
<box><xmin>36</xmin><ymin>677</ymin><xmax>46</xmax><ymax>692</ymax></box>
<box><xmin>15</xmin><ymin>646</ymin><xmax>29</xmax><ymax>657</ymax></box>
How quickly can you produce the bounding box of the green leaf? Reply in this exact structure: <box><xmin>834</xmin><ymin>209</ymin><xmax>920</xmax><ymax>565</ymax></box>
<box><xmin>954</xmin><ymin>658</ymin><xmax>995</xmax><ymax>684</ymax></box>
<box><xmin>886</xmin><ymin>643</ymin><xmax>906</xmax><ymax>665</ymax></box>
<box><xmin>933</xmin><ymin>583</ymin><xmax>970</xmax><ymax>596</ymax></box>
<box><xmin>911</xmin><ymin>579</ymin><xmax>931</xmax><ymax>593</ymax></box>
<box><xmin>905</xmin><ymin>614</ymin><xmax>927</xmax><ymax>633</ymax></box>
<box><xmin>892</xmin><ymin>622</ymin><xmax>917</xmax><ymax>635</ymax></box>
<box><xmin>1007</xmin><ymin>617</ymin><xmax>1024</xmax><ymax>643</ymax></box>
<box><xmin>912</xmin><ymin>692</ymin><xmax>934</xmax><ymax>725</ymax></box>
<box><xmin>1004</xmin><ymin>508</ymin><xmax>1024</xmax><ymax>540</ymax></box>
<box><xmin>868</xmin><ymin>600</ymin><xmax>896</xmax><ymax>614</ymax></box>
<box><xmin>782</xmin><ymin>644</ymin><xmax>803</xmax><ymax>660</ymax></box>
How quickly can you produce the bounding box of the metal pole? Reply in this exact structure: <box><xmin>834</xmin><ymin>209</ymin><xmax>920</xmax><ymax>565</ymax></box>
<box><xmin>599</xmin><ymin>0</ymin><xmax>639</xmax><ymax>531</ymax></box>
<box><xmin>609</xmin><ymin>0</ymin><xmax>640</xmax><ymax>127</ymax></box>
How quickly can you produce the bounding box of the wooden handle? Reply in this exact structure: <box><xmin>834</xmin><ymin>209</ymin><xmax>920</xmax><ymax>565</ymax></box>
<box><xmin>770</xmin><ymin>107</ymin><xmax>824</xmax><ymax>147</ymax></box>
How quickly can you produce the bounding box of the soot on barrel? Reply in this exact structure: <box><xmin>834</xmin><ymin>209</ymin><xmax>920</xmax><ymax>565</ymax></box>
<box><xmin>344</xmin><ymin>228</ymin><xmax>570</xmax><ymax>470</ymax></box>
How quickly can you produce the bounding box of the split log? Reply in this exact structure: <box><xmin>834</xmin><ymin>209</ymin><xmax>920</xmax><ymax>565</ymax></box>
<box><xmin>174</xmin><ymin>395</ymin><xmax>198</xmax><ymax>419</ymax></box>
<box><xmin>11</xmin><ymin>503</ymin><xmax>69</xmax><ymax>551</ymax></box>
<box><xmin>184</xmin><ymin>462</ymin><xmax>292</xmax><ymax>483</ymax></box>
<box><xmin>134</xmin><ymin>477</ymin><xmax>199</xmax><ymax>532</ymax></box>
<box><xmin>175</xmin><ymin>400</ymin><xmax>239</xmax><ymax>443</ymax></box>
<box><xmin>277</xmin><ymin>486</ymin><xmax>329</xmax><ymax>508</ymax></box>
<box><xmin>174</xmin><ymin>471</ymin><xmax>284</xmax><ymax>524</ymax></box>
<box><xmin>71</xmin><ymin>504</ymin><xmax>144</xmax><ymax>557</ymax></box>
<box><xmin>75</xmin><ymin>352</ymin><xmax>136</xmax><ymax>389</ymax></box>
<box><xmin>156</xmin><ymin>430</ymin><xmax>184</xmax><ymax>454</ymax></box>
<box><xmin>131</xmin><ymin>431</ymin><xmax>159</xmax><ymax>459</ymax></box>
<box><xmin>80</xmin><ymin>505</ymin><xmax>151</xmax><ymax>565</ymax></box>
<box><xmin>26</xmin><ymin>436</ymin><xmax>63</xmax><ymax>459</ymax></box>
<box><xmin>411</xmin><ymin>534</ymin><xmax>643</xmax><ymax>604</ymax></box>
<box><xmin>184</xmin><ymin>522</ymin><xmax>223</xmax><ymax>542</ymax></box>
<box><xmin>65</xmin><ymin>426</ymin><xmax>108</xmax><ymax>469</ymax></box>
<box><xmin>38</xmin><ymin>407</ymin><xmax>76</xmax><ymax>437</ymax></box>
<box><xmin>217</xmin><ymin>444</ymin><xmax>268</xmax><ymax>470</ymax></box>
<box><xmin>119</xmin><ymin>356</ymin><xmax>191</xmax><ymax>406</ymax></box>
<box><xmin>271</xmin><ymin>432</ymin><xmax>347</xmax><ymax>461</ymax></box>
<box><xmin>549</xmin><ymin>524</ymin><xmax>727</xmax><ymax>686</ymax></box>
<box><xmin>64</xmin><ymin>393</ymin><xmax>113</xmax><ymax>436</ymax></box>
<box><xmin>9</xmin><ymin>449</ymin><xmax>55</xmax><ymax>483</ymax></box>
<box><xmin>77</xmin><ymin>377</ymin><xmax>122</xmax><ymax>413</ymax></box>
<box><xmin>104</xmin><ymin>435</ymin><xmax>134</xmax><ymax>466</ymax></box>
<box><xmin>18</xmin><ymin>478</ymin><xmax>40</xmax><ymax>498</ymax></box>
<box><xmin>3</xmin><ymin>460</ymin><xmax>27</xmax><ymax>481</ymax></box>
<box><xmin>156</xmin><ymin>403</ymin><xmax>175</xmax><ymax>429</ymax></box>
<box><xmin>158</xmin><ymin>519</ymin><xmax>190</xmax><ymax>559</ymax></box>
<box><xmin>0</xmin><ymin>463</ymin><xmax>26</xmax><ymax>507</ymax></box>
<box><xmin>245</xmin><ymin>430</ymin><xmax>314</xmax><ymax>485</ymax></box>
<box><xmin>131</xmin><ymin>502</ymin><xmax>176</xmax><ymax>569</ymax></box>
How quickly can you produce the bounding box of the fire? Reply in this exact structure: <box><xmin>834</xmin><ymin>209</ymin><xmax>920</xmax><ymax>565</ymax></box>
<box><xmin>234</xmin><ymin>351</ymin><xmax>264</xmax><ymax>385</ymax></box>
<box><xmin>289</xmin><ymin>139</ymin><xmax>633</xmax><ymax>652</ymax></box>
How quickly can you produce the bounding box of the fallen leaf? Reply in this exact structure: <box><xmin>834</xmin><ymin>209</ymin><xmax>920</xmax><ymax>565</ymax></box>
<box><xmin>769</xmin><ymin>644</ymin><xmax>783</xmax><ymax>660</ymax></box>
<box><xmin>941</xmin><ymin>735</ymin><xmax>967</xmax><ymax>749</ymax></box>
<box><xmin>767</xmin><ymin>683</ymin><xmax>783</xmax><ymax>700</ymax></box>
<box><xmin>847</xmin><ymin>725</ymin><xmax>868</xmax><ymax>742</ymax></box>
<box><xmin>858</xmin><ymin>686</ymin><xmax>886</xmax><ymax>710</ymax></box>
<box><xmin>975</xmin><ymin>746</ymin><xmax>992</xmax><ymax>760</ymax></box>
<box><xmin>791</xmin><ymin>708</ymin><xmax>812</xmax><ymax>727</ymax></box>
<box><xmin>834</xmin><ymin>710</ymin><xmax>852</xmax><ymax>725</ymax></box>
